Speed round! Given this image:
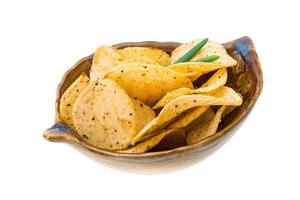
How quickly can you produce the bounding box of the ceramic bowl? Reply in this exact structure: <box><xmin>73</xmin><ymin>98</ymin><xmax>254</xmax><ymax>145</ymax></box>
<box><xmin>44</xmin><ymin>36</ymin><xmax>263</xmax><ymax>173</ymax></box>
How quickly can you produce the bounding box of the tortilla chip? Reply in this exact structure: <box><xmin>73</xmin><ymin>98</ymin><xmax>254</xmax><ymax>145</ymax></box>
<box><xmin>191</xmin><ymin>40</ymin><xmax>237</xmax><ymax>67</ymax></box>
<box><xmin>131</xmin><ymin>98</ymin><xmax>156</xmax><ymax>133</ymax></box>
<box><xmin>90</xmin><ymin>46</ymin><xmax>123</xmax><ymax>80</ymax></box>
<box><xmin>184</xmin><ymin>108</ymin><xmax>215</xmax><ymax>134</ymax></box>
<box><xmin>59</xmin><ymin>73</ymin><xmax>89</xmax><ymax>130</ymax></box>
<box><xmin>171</xmin><ymin>39</ymin><xmax>236</xmax><ymax>67</ymax></box>
<box><xmin>119</xmin><ymin>129</ymin><xmax>180</xmax><ymax>153</ymax></box>
<box><xmin>153</xmin><ymin>69</ymin><xmax>228</xmax><ymax>109</ymax></box>
<box><xmin>186</xmin><ymin>106</ymin><xmax>226</xmax><ymax>145</ymax></box>
<box><xmin>72</xmin><ymin>79</ymin><xmax>152</xmax><ymax>151</ymax></box>
<box><xmin>119</xmin><ymin>47</ymin><xmax>170</xmax><ymax>66</ymax></box>
<box><xmin>171</xmin><ymin>40</ymin><xmax>199</xmax><ymax>64</ymax></box>
<box><xmin>152</xmin><ymin>87</ymin><xmax>193</xmax><ymax>109</ymax></box>
<box><xmin>168</xmin><ymin>62</ymin><xmax>226</xmax><ymax>81</ymax></box>
<box><xmin>120</xmin><ymin>57</ymin><xmax>159</xmax><ymax>65</ymax></box>
<box><xmin>196</xmin><ymin>68</ymin><xmax>227</xmax><ymax>92</ymax></box>
<box><xmin>105</xmin><ymin>62</ymin><xmax>193</xmax><ymax>106</ymax></box>
<box><xmin>202</xmin><ymin>85</ymin><xmax>241</xmax><ymax>99</ymax></box>
<box><xmin>132</xmin><ymin>86</ymin><xmax>242</xmax><ymax>144</ymax></box>
<box><xmin>184</xmin><ymin>72</ymin><xmax>205</xmax><ymax>82</ymax></box>
<box><xmin>168</xmin><ymin>106</ymin><xmax>209</xmax><ymax>129</ymax></box>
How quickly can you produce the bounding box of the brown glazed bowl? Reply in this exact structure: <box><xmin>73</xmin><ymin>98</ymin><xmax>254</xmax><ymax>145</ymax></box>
<box><xmin>44</xmin><ymin>36</ymin><xmax>263</xmax><ymax>173</ymax></box>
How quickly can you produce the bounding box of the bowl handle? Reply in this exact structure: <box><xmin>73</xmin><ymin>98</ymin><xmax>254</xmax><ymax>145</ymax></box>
<box><xmin>43</xmin><ymin>123</ymin><xmax>80</xmax><ymax>144</ymax></box>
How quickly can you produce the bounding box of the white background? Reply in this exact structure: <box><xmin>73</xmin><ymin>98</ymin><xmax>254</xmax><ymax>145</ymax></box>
<box><xmin>0</xmin><ymin>0</ymin><xmax>299</xmax><ymax>199</ymax></box>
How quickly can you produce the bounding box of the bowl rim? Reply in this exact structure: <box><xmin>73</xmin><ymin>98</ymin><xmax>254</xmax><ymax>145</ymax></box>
<box><xmin>44</xmin><ymin>36</ymin><xmax>263</xmax><ymax>159</ymax></box>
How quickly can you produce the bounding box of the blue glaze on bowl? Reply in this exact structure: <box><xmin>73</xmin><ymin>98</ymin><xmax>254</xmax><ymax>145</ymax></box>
<box><xmin>233</xmin><ymin>37</ymin><xmax>252</xmax><ymax>58</ymax></box>
<box><xmin>47</xmin><ymin>123</ymin><xmax>77</xmax><ymax>135</ymax></box>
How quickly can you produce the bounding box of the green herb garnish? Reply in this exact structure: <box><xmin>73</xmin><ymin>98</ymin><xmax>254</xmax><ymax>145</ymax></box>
<box><xmin>174</xmin><ymin>38</ymin><xmax>209</xmax><ymax>64</ymax></box>
<box><xmin>192</xmin><ymin>55</ymin><xmax>220</xmax><ymax>62</ymax></box>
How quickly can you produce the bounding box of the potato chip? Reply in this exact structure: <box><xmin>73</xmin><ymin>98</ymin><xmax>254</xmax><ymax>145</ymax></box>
<box><xmin>132</xmin><ymin>86</ymin><xmax>242</xmax><ymax>144</ymax></box>
<box><xmin>60</xmin><ymin>73</ymin><xmax>89</xmax><ymax>130</ymax></box>
<box><xmin>186</xmin><ymin>106</ymin><xmax>226</xmax><ymax>145</ymax></box>
<box><xmin>90</xmin><ymin>46</ymin><xmax>123</xmax><ymax>80</ymax></box>
<box><xmin>72</xmin><ymin>79</ymin><xmax>153</xmax><ymax>151</ymax></box>
<box><xmin>153</xmin><ymin>69</ymin><xmax>228</xmax><ymax>109</ymax></box>
<box><xmin>119</xmin><ymin>47</ymin><xmax>170</xmax><ymax>66</ymax></box>
<box><xmin>171</xmin><ymin>39</ymin><xmax>236</xmax><ymax>67</ymax></box>
<box><xmin>105</xmin><ymin>62</ymin><xmax>193</xmax><ymax>106</ymax></box>
<box><xmin>119</xmin><ymin>129</ymin><xmax>180</xmax><ymax>153</ymax></box>
<box><xmin>168</xmin><ymin>106</ymin><xmax>209</xmax><ymax>129</ymax></box>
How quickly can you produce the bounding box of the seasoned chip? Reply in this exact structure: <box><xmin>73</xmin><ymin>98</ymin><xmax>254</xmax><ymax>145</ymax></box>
<box><xmin>119</xmin><ymin>47</ymin><xmax>170</xmax><ymax>66</ymax></box>
<box><xmin>192</xmin><ymin>40</ymin><xmax>237</xmax><ymax>67</ymax></box>
<box><xmin>184</xmin><ymin>72</ymin><xmax>205</xmax><ymax>82</ymax></box>
<box><xmin>132</xmin><ymin>86</ymin><xmax>242</xmax><ymax>144</ymax></box>
<box><xmin>105</xmin><ymin>62</ymin><xmax>193</xmax><ymax>106</ymax></box>
<box><xmin>132</xmin><ymin>98</ymin><xmax>156</xmax><ymax>133</ymax></box>
<box><xmin>119</xmin><ymin>129</ymin><xmax>181</xmax><ymax>153</ymax></box>
<box><xmin>153</xmin><ymin>69</ymin><xmax>228</xmax><ymax>109</ymax></box>
<box><xmin>184</xmin><ymin>107</ymin><xmax>215</xmax><ymax>132</ymax></box>
<box><xmin>59</xmin><ymin>73</ymin><xmax>89</xmax><ymax>130</ymax></box>
<box><xmin>153</xmin><ymin>87</ymin><xmax>193</xmax><ymax>109</ymax></box>
<box><xmin>171</xmin><ymin>40</ymin><xmax>199</xmax><ymax>63</ymax></box>
<box><xmin>186</xmin><ymin>106</ymin><xmax>226</xmax><ymax>145</ymax></box>
<box><xmin>168</xmin><ymin>106</ymin><xmax>209</xmax><ymax>129</ymax></box>
<box><xmin>201</xmin><ymin>85</ymin><xmax>241</xmax><ymax>99</ymax></box>
<box><xmin>90</xmin><ymin>46</ymin><xmax>123</xmax><ymax>80</ymax></box>
<box><xmin>120</xmin><ymin>57</ymin><xmax>159</xmax><ymax>65</ymax></box>
<box><xmin>171</xmin><ymin>39</ymin><xmax>236</xmax><ymax>67</ymax></box>
<box><xmin>72</xmin><ymin>79</ymin><xmax>153</xmax><ymax>150</ymax></box>
<box><xmin>196</xmin><ymin>68</ymin><xmax>227</xmax><ymax>92</ymax></box>
<box><xmin>168</xmin><ymin>62</ymin><xmax>226</xmax><ymax>81</ymax></box>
